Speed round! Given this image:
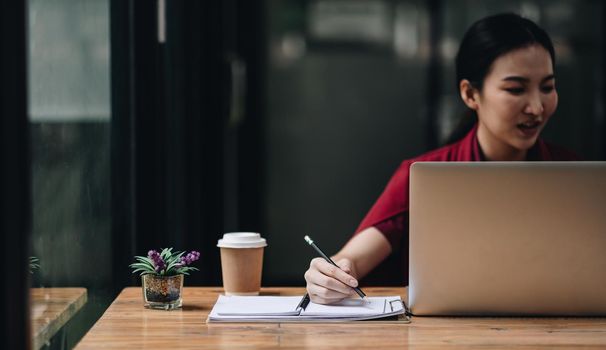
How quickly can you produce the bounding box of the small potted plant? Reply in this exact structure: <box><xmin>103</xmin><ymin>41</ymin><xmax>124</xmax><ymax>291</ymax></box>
<box><xmin>130</xmin><ymin>248</ymin><xmax>200</xmax><ymax>310</ymax></box>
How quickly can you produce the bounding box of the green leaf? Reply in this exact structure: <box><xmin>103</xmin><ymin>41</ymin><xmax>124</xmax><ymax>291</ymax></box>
<box><xmin>165</xmin><ymin>252</ymin><xmax>185</xmax><ymax>271</ymax></box>
<box><xmin>171</xmin><ymin>251</ymin><xmax>185</xmax><ymax>262</ymax></box>
<box><xmin>130</xmin><ymin>262</ymin><xmax>153</xmax><ymax>269</ymax></box>
<box><xmin>129</xmin><ymin>263</ymin><xmax>154</xmax><ymax>271</ymax></box>
<box><xmin>160</xmin><ymin>247</ymin><xmax>174</xmax><ymax>261</ymax></box>
<box><xmin>129</xmin><ymin>255</ymin><xmax>156</xmax><ymax>275</ymax></box>
<box><xmin>134</xmin><ymin>256</ymin><xmax>153</xmax><ymax>264</ymax></box>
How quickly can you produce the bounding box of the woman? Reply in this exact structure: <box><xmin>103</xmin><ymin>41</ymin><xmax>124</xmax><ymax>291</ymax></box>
<box><xmin>304</xmin><ymin>13</ymin><xmax>578</xmax><ymax>304</ymax></box>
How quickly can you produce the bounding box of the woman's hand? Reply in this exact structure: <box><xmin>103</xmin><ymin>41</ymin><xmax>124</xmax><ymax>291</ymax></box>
<box><xmin>304</xmin><ymin>228</ymin><xmax>391</xmax><ymax>304</ymax></box>
<box><xmin>304</xmin><ymin>257</ymin><xmax>359</xmax><ymax>304</ymax></box>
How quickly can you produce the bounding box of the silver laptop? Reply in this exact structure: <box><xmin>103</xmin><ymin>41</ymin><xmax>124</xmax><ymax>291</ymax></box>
<box><xmin>408</xmin><ymin>162</ymin><xmax>606</xmax><ymax>316</ymax></box>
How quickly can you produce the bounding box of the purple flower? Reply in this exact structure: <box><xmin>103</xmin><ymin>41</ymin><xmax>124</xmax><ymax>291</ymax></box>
<box><xmin>179</xmin><ymin>251</ymin><xmax>200</xmax><ymax>266</ymax></box>
<box><xmin>148</xmin><ymin>250</ymin><xmax>166</xmax><ymax>272</ymax></box>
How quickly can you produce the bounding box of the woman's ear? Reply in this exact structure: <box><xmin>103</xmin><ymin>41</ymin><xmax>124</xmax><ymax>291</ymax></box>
<box><xmin>459</xmin><ymin>79</ymin><xmax>479</xmax><ymax>110</ymax></box>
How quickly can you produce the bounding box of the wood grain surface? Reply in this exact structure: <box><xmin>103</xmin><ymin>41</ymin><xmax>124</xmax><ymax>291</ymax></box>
<box><xmin>30</xmin><ymin>287</ymin><xmax>87</xmax><ymax>349</ymax></box>
<box><xmin>75</xmin><ymin>287</ymin><xmax>606</xmax><ymax>349</ymax></box>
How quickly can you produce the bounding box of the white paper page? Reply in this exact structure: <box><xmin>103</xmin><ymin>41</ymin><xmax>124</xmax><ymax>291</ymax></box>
<box><xmin>301</xmin><ymin>297</ymin><xmax>388</xmax><ymax>317</ymax></box>
<box><xmin>214</xmin><ymin>295</ymin><xmax>303</xmax><ymax>316</ymax></box>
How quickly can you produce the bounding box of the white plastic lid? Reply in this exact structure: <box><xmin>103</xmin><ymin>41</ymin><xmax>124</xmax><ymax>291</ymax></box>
<box><xmin>217</xmin><ymin>232</ymin><xmax>267</xmax><ymax>248</ymax></box>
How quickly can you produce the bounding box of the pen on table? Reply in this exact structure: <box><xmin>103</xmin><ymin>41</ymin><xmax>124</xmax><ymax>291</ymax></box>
<box><xmin>304</xmin><ymin>235</ymin><xmax>367</xmax><ymax>300</ymax></box>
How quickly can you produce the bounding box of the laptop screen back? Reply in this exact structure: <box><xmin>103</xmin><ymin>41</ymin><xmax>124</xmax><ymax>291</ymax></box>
<box><xmin>408</xmin><ymin>162</ymin><xmax>606</xmax><ymax>316</ymax></box>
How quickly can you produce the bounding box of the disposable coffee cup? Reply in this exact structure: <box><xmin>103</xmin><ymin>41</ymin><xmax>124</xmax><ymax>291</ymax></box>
<box><xmin>217</xmin><ymin>232</ymin><xmax>267</xmax><ymax>296</ymax></box>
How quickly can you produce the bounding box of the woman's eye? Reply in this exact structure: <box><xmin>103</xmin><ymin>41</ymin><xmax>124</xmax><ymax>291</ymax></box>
<box><xmin>505</xmin><ymin>87</ymin><xmax>524</xmax><ymax>95</ymax></box>
<box><xmin>541</xmin><ymin>85</ymin><xmax>555</xmax><ymax>93</ymax></box>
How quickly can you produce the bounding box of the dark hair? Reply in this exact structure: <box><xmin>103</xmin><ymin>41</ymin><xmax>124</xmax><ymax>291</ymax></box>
<box><xmin>446</xmin><ymin>13</ymin><xmax>556</xmax><ymax>144</ymax></box>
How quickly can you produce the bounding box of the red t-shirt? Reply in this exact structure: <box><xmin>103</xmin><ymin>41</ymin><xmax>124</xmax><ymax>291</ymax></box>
<box><xmin>355</xmin><ymin>123</ymin><xmax>579</xmax><ymax>253</ymax></box>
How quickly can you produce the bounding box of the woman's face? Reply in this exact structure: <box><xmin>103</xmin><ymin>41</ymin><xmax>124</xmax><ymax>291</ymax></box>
<box><xmin>470</xmin><ymin>44</ymin><xmax>557</xmax><ymax>160</ymax></box>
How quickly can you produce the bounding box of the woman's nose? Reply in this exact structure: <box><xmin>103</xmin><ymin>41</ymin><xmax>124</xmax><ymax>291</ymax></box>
<box><xmin>524</xmin><ymin>94</ymin><xmax>545</xmax><ymax>116</ymax></box>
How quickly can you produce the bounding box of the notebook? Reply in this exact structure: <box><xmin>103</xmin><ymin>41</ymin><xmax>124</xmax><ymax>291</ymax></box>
<box><xmin>207</xmin><ymin>295</ymin><xmax>408</xmax><ymax>322</ymax></box>
<box><xmin>408</xmin><ymin>161</ymin><xmax>606</xmax><ymax>316</ymax></box>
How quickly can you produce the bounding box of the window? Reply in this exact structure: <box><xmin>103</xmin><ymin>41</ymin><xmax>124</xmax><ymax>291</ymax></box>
<box><xmin>28</xmin><ymin>0</ymin><xmax>112</xmax><ymax>348</ymax></box>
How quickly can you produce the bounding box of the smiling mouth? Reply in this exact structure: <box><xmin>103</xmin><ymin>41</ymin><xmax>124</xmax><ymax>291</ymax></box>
<box><xmin>517</xmin><ymin>120</ymin><xmax>542</xmax><ymax>135</ymax></box>
<box><xmin>518</xmin><ymin>120</ymin><xmax>541</xmax><ymax>129</ymax></box>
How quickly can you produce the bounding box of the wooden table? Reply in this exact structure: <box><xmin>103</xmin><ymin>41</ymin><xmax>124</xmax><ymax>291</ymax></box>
<box><xmin>76</xmin><ymin>287</ymin><xmax>606</xmax><ymax>349</ymax></box>
<box><xmin>30</xmin><ymin>287</ymin><xmax>88</xmax><ymax>349</ymax></box>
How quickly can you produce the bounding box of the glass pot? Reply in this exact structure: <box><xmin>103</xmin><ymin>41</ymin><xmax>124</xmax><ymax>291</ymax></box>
<box><xmin>141</xmin><ymin>274</ymin><xmax>183</xmax><ymax>310</ymax></box>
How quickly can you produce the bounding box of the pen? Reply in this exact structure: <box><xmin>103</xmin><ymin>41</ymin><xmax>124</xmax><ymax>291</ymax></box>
<box><xmin>296</xmin><ymin>293</ymin><xmax>311</xmax><ymax>311</ymax></box>
<box><xmin>304</xmin><ymin>235</ymin><xmax>367</xmax><ymax>300</ymax></box>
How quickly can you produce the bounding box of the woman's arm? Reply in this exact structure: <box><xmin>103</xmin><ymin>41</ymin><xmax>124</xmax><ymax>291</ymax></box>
<box><xmin>304</xmin><ymin>227</ymin><xmax>392</xmax><ymax>304</ymax></box>
<box><xmin>333</xmin><ymin>227</ymin><xmax>392</xmax><ymax>279</ymax></box>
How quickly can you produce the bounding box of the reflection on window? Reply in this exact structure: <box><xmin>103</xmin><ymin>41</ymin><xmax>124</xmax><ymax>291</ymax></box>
<box><xmin>28</xmin><ymin>0</ymin><xmax>111</xmax><ymax>348</ymax></box>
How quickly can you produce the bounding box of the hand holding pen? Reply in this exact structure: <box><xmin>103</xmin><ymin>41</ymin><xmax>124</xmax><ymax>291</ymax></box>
<box><xmin>303</xmin><ymin>235</ymin><xmax>367</xmax><ymax>305</ymax></box>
